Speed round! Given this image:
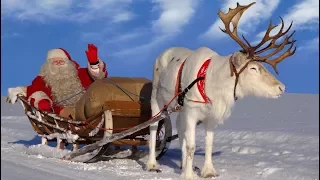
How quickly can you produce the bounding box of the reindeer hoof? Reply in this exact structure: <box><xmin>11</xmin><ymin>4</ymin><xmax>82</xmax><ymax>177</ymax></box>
<box><xmin>146</xmin><ymin>161</ymin><xmax>161</xmax><ymax>173</ymax></box>
<box><xmin>200</xmin><ymin>166</ymin><xmax>219</xmax><ymax>178</ymax></box>
<box><xmin>149</xmin><ymin>169</ymin><xmax>161</xmax><ymax>173</ymax></box>
<box><xmin>181</xmin><ymin>171</ymin><xmax>196</xmax><ymax>180</ymax></box>
<box><xmin>201</xmin><ymin>174</ymin><xmax>219</xmax><ymax>178</ymax></box>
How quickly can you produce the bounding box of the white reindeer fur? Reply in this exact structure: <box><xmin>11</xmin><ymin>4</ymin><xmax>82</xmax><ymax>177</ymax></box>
<box><xmin>147</xmin><ymin>46</ymin><xmax>285</xmax><ymax>179</ymax></box>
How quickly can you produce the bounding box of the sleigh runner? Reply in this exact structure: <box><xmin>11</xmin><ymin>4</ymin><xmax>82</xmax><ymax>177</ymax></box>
<box><xmin>15</xmin><ymin>77</ymin><xmax>177</xmax><ymax>163</ymax></box>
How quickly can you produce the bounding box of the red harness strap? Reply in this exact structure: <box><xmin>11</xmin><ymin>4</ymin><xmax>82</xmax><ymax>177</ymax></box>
<box><xmin>175</xmin><ymin>59</ymin><xmax>211</xmax><ymax>104</ymax></box>
<box><xmin>196</xmin><ymin>59</ymin><xmax>211</xmax><ymax>103</ymax></box>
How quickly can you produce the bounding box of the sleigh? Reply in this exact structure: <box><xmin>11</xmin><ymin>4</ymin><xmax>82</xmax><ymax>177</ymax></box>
<box><xmin>15</xmin><ymin>77</ymin><xmax>177</xmax><ymax>163</ymax></box>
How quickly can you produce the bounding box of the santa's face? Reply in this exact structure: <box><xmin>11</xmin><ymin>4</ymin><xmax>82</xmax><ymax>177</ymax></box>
<box><xmin>41</xmin><ymin>56</ymin><xmax>84</xmax><ymax>106</ymax></box>
<box><xmin>49</xmin><ymin>57</ymin><xmax>71</xmax><ymax>75</ymax></box>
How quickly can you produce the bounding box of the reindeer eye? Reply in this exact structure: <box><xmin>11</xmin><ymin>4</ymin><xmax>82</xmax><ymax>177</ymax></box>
<box><xmin>250</xmin><ymin>67</ymin><xmax>258</xmax><ymax>72</ymax></box>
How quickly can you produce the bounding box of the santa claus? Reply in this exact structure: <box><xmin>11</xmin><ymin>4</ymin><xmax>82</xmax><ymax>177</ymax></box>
<box><xmin>7</xmin><ymin>44</ymin><xmax>108</xmax><ymax>116</ymax></box>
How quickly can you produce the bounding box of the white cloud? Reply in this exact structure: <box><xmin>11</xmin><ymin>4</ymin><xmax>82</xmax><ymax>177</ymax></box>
<box><xmin>111</xmin><ymin>11</ymin><xmax>135</xmax><ymax>23</ymax></box>
<box><xmin>256</xmin><ymin>0</ymin><xmax>319</xmax><ymax>39</ymax></box>
<box><xmin>81</xmin><ymin>26</ymin><xmax>145</xmax><ymax>46</ymax></box>
<box><xmin>111</xmin><ymin>34</ymin><xmax>171</xmax><ymax>57</ymax></box>
<box><xmin>110</xmin><ymin>0</ymin><xmax>199</xmax><ymax>58</ymax></box>
<box><xmin>1</xmin><ymin>0</ymin><xmax>73</xmax><ymax>22</ymax></box>
<box><xmin>281</xmin><ymin>0</ymin><xmax>318</xmax><ymax>29</ymax></box>
<box><xmin>1</xmin><ymin>0</ymin><xmax>135</xmax><ymax>23</ymax></box>
<box><xmin>151</xmin><ymin>0</ymin><xmax>198</xmax><ymax>35</ymax></box>
<box><xmin>71</xmin><ymin>0</ymin><xmax>135</xmax><ymax>23</ymax></box>
<box><xmin>1</xmin><ymin>32</ymin><xmax>22</xmax><ymax>39</ymax></box>
<box><xmin>297</xmin><ymin>37</ymin><xmax>319</xmax><ymax>52</ymax></box>
<box><xmin>112</xmin><ymin>35</ymin><xmax>172</xmax><ymax>60</ymax></box>
<box><xmin>105</xmin><ymin>31</ymin><xmax>144</xmax><ymax>44</ymax></box>
<box><xmin>80</xmin><ymin>0</ymin><xmax>132</xmax><ymax>10</ymax></box>
<box><xmin>201</xmin><ymin>0</ymin><xmax>280</xmax><ymax>40</ymax></box>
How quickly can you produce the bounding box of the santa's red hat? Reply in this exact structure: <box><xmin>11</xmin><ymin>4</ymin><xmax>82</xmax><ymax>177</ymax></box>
<box><xmin>46</xmin><ymin>48</ymin><xmax>80</xmax><ymax>69</ymax></box>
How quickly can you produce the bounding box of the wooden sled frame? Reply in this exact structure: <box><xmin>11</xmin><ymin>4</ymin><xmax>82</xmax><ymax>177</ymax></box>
<box><xmin>17</xmin><ymin>95</ymin><xmax>172</xmax><ymax>161</ymax></box>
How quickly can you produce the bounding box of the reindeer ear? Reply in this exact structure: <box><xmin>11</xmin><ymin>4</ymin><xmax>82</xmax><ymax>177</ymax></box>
<box><xmin>232</xmin><ymin>53</ymin><xmax>243</xmax><ymax>67</ymax></box>
<box><xmin>232</xmin><ymin>52</ymin><xmax>248</xmax><ymax>68</ymax></box>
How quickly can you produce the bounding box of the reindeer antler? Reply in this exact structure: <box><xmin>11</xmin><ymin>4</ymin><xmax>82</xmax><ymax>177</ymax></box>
<box><xmin>218</xmin><ymin>2</ymin><xmax>297</xmax><ymax>74</ymax></box>
<box><xmin>251</xmin><ymin>17</ymin><xmax>297</xmax><ymax>74</ymax></box>
<box><xmin>218</xmin><ymin>2</ymin><xmax>255</xmax><ymax>56</ymax></box>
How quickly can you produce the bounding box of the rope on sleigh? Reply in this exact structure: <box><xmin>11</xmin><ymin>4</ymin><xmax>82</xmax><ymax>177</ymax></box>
<box><xmin>50</xmin><ymin>78</ymin><xmax>151</xmax><ymax>113</ymax></box>
<box><xmin>104</xmin><ymin>78</ymin><xmax>151</xmax><ymax>102</ymax></box>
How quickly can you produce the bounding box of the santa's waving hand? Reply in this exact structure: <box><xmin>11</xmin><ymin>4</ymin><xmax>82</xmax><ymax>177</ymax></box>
<box><xmin>7</xmin><ymin>44</ymin><xmax>108</xmax><ymax>116</ymax></box>
<box><xmin>82</xmin><ymin>44</ymin><xmax>108</xmax><ymax>83</ymax></box>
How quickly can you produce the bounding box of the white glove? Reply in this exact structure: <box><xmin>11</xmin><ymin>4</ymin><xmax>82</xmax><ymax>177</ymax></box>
<box><xmin>7</xmin><ymin>86</ymin><xmax>26</xmax><ymax>104</ymax></box>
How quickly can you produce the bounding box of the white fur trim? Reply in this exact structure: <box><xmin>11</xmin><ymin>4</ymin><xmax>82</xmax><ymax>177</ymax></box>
<box><xmin>104</xmin><ymin>110</ymin><xmax>113</xmax><ymax>137</ymax></box>
<box><xmin>47</xmin><ymin>49</ymin><xmax>69</xmax><ymax>61</ymax></box>
<box><xmin>27</xmin><ymin>91</ymin><xmax>52</xmax><ymax>108</ymax></box>
<box><xmin>87</xmin><ymin>58</ymin><xmax>107</xmax><ymax>80</ymax></box>
<box><xmin>7</xmin><ymin>86</ymin><xmax>27</xmax><ymax>104</ymax></box>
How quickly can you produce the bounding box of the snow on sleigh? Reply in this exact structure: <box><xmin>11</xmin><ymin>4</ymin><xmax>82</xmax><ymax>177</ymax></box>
<box><xmin>17</xmin><ymin>77</ymin><xmax>175</xmax><ymax>163</ymax></box>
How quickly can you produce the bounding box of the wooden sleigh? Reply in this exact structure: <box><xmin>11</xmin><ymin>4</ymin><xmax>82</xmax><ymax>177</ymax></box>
<box><xmin>17</xmin><ymin>94</ymin><xmax>173</xmax><ymax>163</ymax></box>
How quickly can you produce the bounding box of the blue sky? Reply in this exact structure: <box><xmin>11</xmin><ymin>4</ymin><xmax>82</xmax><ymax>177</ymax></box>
<box><xmin>1</xmin><ymin>0</ymin><xmax>319</xmax><ymax>95</ymax></box>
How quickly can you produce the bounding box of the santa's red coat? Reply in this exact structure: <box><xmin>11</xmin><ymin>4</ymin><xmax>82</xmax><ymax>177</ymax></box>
<box><xmin>26</xmin><ymin>66</ymin><xmax>108</xmax><ymax>114</ymax></box>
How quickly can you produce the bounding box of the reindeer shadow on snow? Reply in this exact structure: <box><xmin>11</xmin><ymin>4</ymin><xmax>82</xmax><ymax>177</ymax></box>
<box><xmin>162</xmin><ymin>148</ymin><xmax>223</xmax><ymax>175</ymax></box>
<box><xmin>84</xmin><ymin>144</ymin><xmax>222</xmax><ymax>175</ymax></box>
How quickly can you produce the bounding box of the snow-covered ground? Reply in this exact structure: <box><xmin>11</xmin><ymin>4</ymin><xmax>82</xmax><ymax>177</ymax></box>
<box><xmin>1</xmin><ymin>94</ymin><xmax>319</xmax><ymax>180</ymax></box>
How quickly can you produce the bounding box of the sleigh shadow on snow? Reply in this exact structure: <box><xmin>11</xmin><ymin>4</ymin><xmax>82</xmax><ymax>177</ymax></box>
<box><xmin>9</xmin><ymin>135</ymin><xmax>42</xmax><ymax>146</ymax></box>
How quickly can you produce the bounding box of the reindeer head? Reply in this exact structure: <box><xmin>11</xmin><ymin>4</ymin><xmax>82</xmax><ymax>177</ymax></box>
<box><xmin>218</xmin><ymin>2</ymin><xmax>296</xmax><ymax>100</ymax></box>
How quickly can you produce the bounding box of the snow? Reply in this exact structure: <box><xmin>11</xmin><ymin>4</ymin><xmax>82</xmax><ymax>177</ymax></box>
<box><xmin>1</xmin><ymin>94</ymin><xmax>319</xmax><ymax>180</ymax></box>
<box><xmin>43</xmin><ymin>131</ymin><xmax>79</xmax><ymax>143</ymax></box>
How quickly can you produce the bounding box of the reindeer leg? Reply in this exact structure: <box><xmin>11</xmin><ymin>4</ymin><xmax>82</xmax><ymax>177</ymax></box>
<box><xmin>181</xmin><ymin>110</ymin><xmax>197</xmax><ymax>180</ymax></box>
<box><xmin>200</xmin><ymin>119</ymin><xmax>218</xmax><ymax>178</ymax></box>
<box><xmin>177</xmin><ymin>115</ymin><xmax>201</xmax><ymax>172</ymax></box>
<box><xmin>176</xmin><ymin>114</ymin><xmax>187</xmax><ymax>170</ymax></box>
<box><xmin>147</xmin><ymin>122</ymin><xmax>160</xmax><ymax>172</ymax></box>
<box><xmin>146</xmin><ymin>100</ymin><xmax>163</xmax><ymax>172</ymax></box>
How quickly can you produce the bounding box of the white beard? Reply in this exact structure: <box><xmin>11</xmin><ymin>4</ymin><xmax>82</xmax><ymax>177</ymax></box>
<box><xmin>39</xmin><ymin>60</ymin><xmax>85</xmax><ymax>107</ymax></box>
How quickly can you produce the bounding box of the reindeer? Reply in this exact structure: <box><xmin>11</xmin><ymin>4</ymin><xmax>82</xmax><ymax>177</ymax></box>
<box><xmin>146</xmin><ymin>2</ymin><xmax>297</xmax><ymax>180</ymax></box>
